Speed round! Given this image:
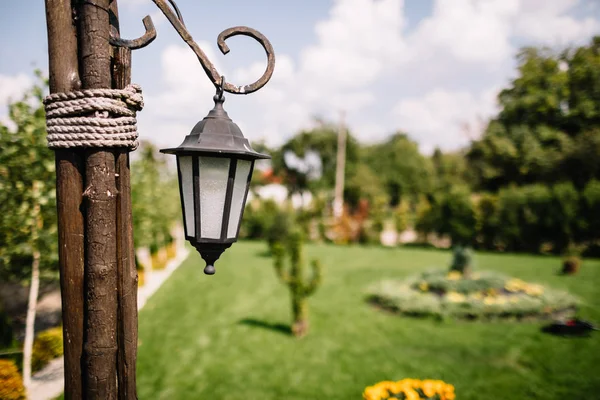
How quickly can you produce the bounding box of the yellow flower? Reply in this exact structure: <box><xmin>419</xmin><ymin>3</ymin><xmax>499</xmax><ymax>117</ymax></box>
<box><xmin>446</xmin><ymin>291</ymin><xmax>466</xmax><ymax>303</ymax></box>
<box><xmin>447</xmin><ymin>271</ymin><xmax>462</xmax><ymax>281</ymax></box>
<box><xmin>525</xmin><ymin>284</ymin><xmax>543</xmax><ymax>297</ymax></box>
<box><xmin>419</xmin><ymin>281</ymin><xmax>429</xmax><ymax>292</ymax></box>
<box><xmin>422</xmin><ymin>380</ymin><xmax>437</xmax><ymax>397</ymax></box>
<box><xmin>471</xmin><ymin>291</ymin><xmax>484</xmax><ymax>300</ymax></box>
<box><xmin>484</xmin><ymin>296</ymin><xmax>496</xmax><ymax>305</ymax></box>
<box><xmin>505</xmin><ymin>278</ymin><xmax>525</xmax><ymax>292</ymax></box>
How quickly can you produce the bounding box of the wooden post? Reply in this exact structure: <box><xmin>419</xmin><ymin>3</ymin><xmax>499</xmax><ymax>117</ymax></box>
<box><xmin>333</xmin><ymin>111</ymin><xmax>347</xmax><ymax>218</ymax></box>
<box><xmin>110</xmin><ymin>2</ymin><xmax>139</xmax><ymax>398</ymax></box>
<box><xmin>76</xmin><ymin>0</ymin><xmax>120</xmax><ymax>398</ymax></box>
<box><xmin>44</xmin><ymin>2</ymin><xmax>85</xmax><ymax>399</ymax></box>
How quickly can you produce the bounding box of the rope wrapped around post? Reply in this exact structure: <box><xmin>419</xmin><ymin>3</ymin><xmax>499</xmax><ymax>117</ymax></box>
<box><xmin>43</xmin><ymin>84</ymin><xmax>144</xmax><ymax>150</ymax></box>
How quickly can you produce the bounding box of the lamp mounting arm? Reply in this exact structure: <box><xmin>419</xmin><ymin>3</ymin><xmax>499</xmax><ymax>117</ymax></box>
<box><xmin>111</xmin><ymin>0</ymin><xmax>275</xmax><ymax>95</ymax></box>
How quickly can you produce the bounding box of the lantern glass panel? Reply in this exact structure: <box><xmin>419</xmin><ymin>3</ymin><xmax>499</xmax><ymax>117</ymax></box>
<box><xmin>178</xmin><ymin>156</ymin><xmax>195</xmax><ymax>238</ymax></box>
<box><xmin>227</xmin><ymin>159</ymin><xmax>253</xmax><ymax>238</ymax></box>
<box><xmin>199</xmin><ymin>156</ymin><xmax>230</xmax><ymax>239</ymax></box>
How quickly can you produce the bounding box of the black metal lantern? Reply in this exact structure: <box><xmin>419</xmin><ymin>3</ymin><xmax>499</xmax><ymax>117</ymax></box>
<box><xmin>161</xmin><ymin>91</ymin><xmax>269</xmax><ymax>275</ymax></box>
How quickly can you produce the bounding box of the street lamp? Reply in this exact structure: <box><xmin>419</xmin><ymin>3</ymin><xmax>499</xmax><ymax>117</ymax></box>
<box><xmin>118</xmin><ymin>0</ymin><xmax>277</xmax><ymax>274</ymax></box>
<box><xmin>161</xmin><ymin>84</ymin><xmax>269</xmax><ymax>274</ymax></box>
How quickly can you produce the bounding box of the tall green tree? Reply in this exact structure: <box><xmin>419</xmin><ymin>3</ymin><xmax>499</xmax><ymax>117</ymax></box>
<box><xmin>469</xmin><ymin>36</ymin><xmax>600</xmax><ymax>191</ymax></box>
<box><xmin>363</xmin><ymin>133</ymin><xmax>433</xmax><ymax>205</ymax></box>
<box><xmin>0</xmin><ymin>75</ymin><xmax>57</xmax><ymax>388</ymax></box>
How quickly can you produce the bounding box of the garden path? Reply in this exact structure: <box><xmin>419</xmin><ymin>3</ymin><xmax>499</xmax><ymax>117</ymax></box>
<box><xmin>28</xmin><ymin>245</ymin><xmax>189</xmax><ymax>400</ymax></box>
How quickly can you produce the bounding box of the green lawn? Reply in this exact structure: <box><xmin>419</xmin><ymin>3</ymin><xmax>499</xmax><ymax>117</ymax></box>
<box><xmin>137</xmin><ymin>241</ymin><xmax>600</xmax><ymax>399</ymax></box>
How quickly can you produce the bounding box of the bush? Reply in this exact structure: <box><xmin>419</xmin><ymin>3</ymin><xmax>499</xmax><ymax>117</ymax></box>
<box><xmin>475</xmin><ymin>192</ymin><xmax>499</xmax><ymax>249</ymax></box>
<box><xmin>582</xmin><ymin>180</ymin><xmax>600</xmax><ymax>242</ymax></box>
<box><xmin>32</xmin><ymin>327</ymin><xmax>63</xmax><ymax>372</ymax></box>
<box><xmin>239</xmin><ymin>199</ymin><xmax>279</xmax><ymax>240</ymax></box>
<box><xmin>266</xmin><ymin>208</ymin><xmax>294</xmax><ymax>251</ymax></box>
<box><xmin>449</xmin><ymin>246</ymin><xmax>473</xmax><ymax>276</ymax></box>
<box><xmin>549</xmin><ymin>182</ymin><xmax>579</xmax><ymax>252</ymax></box>
<box><xmin>0</xmin><ymin>359</ymin><xmax>25</xmax><ymax>400</ymax></box>
<box><xmin>393</xmin><ymin>200</ymin><xmax>411</xmax><ymax>235</ymax></box>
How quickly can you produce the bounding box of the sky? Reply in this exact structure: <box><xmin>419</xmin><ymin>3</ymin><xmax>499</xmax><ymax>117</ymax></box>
<box><xmin>0</xmin><ymin>0</ymin><xmax>599</xmax><ymax>154</ymax></box>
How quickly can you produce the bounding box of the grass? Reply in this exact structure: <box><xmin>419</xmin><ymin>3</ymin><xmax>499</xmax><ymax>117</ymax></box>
<box><xmin>137</xmin><ymin>241</ymin><xmax>600</xmax><ymax>399</ymax></box>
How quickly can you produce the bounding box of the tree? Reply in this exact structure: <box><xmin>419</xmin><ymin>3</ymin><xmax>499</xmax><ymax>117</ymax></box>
<box><xmin>272</xmin><ymin>123</ymin><xmax>360</xmax><ymax>195</ymax></box>
<box><xmin>363</xmin><ymin>133</ymin><xmax>433</xmax><ymax>205</ymax></box>
<box><xmin>468</xmin><ymin>37</ymin><xmax>600</xmax><ymax>191</ymax></box>
<box><xmin>0</xmin><ymin>75</ymin><xmax>57</xmax><ymax>389</ymax></box>
<box><xmin>131</xmin><ymin>141</ymin><xmax>180</xmax><ymax>254</ymax></box>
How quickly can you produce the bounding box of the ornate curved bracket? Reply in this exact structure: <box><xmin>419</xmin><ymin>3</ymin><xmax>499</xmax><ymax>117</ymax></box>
<box><xmin>111</xmin><ymin>0</ymin><xmax>275</xmax><ymax>95</ymax></box>
<box><xmin>109</xmin><ymin>15</ymin><xmax>157</xmax><ymax>50</ymax></box>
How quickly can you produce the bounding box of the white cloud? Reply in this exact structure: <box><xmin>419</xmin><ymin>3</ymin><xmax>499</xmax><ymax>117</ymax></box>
<box><xmin>513</xmin><ymin>0</ymin><xmax>599</xmax><ymax>43</ymax></box>
<box><xmin>409</xmin><ymin>0</ymin><xmax>517</xmax><ymax>64</ymax></box>
<box><xmin>140</xmin><ymin>0</ymin><xmax>600</xmax><ymax>153</ymax></box>
<box><xmin>392</xmin><ymin>87</ymin><xmax>500</xmax><ymax>154</ymax></box>
<box><xmin>0</xmin><ymin>73</ymin><xmax>33</xmax><ymax>130</ymax></box>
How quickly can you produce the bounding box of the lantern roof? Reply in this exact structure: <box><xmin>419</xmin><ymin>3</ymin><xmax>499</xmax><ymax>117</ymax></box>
<box><xmin>160</xmin><ymin>95</ymin><xmax>270</xmax><ymax>160</ymax></box>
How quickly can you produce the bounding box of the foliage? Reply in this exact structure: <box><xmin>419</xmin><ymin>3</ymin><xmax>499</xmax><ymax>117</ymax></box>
<box><xmin>345</xmin><ymin>164</ymin><xmax>387</xmax><ymax>208</ymax></box>
<box><xmin>393</xmin><ymin>200</ymin><xmax>411</xmax><ymax>234</ymax></box>
<box><xmin>449</xmin><ymin>246</ymin><xmax>473</xmax><ymax>275</ymax></box>
<box><xmin>31</xmin><ymin>327</ymin><xmax>63</xmax><ymax>372</ymax></box>
<box><xmin>468</xmin><ymin>37</ymin><xmax>600</xmax><ymax>191</ymax></box>
<box><xmin>0</xmin><ymin>74</ymin><xmax>57</xmax><ymax>282</ymax></box>
<box><xmin>581</xmin><ymin>179</ymin><xmax>600</xmax><ymax>241</ymax></box>
<box><xmin>239</xmin><ymin>199</ymin><xmax>280</xmax><ymax>240</ymax></box>
<box><xmin>363</xmin><ymin>133</ymin><xmax>433</xmax><ymax>205</ymax></box>
<box><xmin>432</xmin><ymin>148</ymin><xmax>472</xmax><ymax>191</ymax></box>
<box><xmin>266</xmin><ymin>208</ymin><xmax>295</xmax><ymax>251</ymax></box>
<box><xmin>0</xmin><ymin>359</ymin><xmax>25</xmax><ymax>400</ymax></box>
<box><xmin>131</xmin><ymin>141</ymin><xmax>179</xmax><ymax>252</ymax></box>
<box><xmin>415</xmin><ymin>186</ymin><xmax>476</xmax><ymax>245</ymax></box>
<box><xmin>363</xmin><ymin>379</ymin><xmax>455</xmax><ymax>400</ymax></box>
<box><xmin>368</xmin><ymin>270</ymin><xmax>578</xmax><ymax>320</ymax></box>
<box><xmin>272</xmin><ymin>230</ymin><xmax>322</xmax><ymax>337</ymax></box>
<box><xmin>272</xmin><ymin>123</ymin><xmax>359</xmax><ymax>194</ymax></box>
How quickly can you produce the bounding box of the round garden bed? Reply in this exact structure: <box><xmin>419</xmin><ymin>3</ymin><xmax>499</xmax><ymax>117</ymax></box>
<box><xmin>367</xmin><ymin>270</ymin><xmax>579</xmax><ymax>321</ymax></box>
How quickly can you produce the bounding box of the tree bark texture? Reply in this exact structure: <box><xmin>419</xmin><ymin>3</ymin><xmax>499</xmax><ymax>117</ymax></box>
<box><xmin>112</xmin><ymin>16</ymin><xmax>139</xmax><ymax>397</ymax></box>
<box><xmin>77</xmin><ymin>0</ymin><xmax>119</xmax><ymax>398</ymax></box>
<box><xmin>44</xmin><ymin>1</ymin><xmax>85</xmax><ymax>399</ymax></box>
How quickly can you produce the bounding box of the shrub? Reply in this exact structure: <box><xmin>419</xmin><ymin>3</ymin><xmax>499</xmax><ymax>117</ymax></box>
<box><xmin>0</xmin><ymin>359</ymin><xmax>25</xmax><ymax>400</ymax></box>
<box><xmin>266</xmin><ymin>208</ymin><xmax>294</xmax><ymax>251</ymax></box>
<box><xmin>272</xmin><ymin>230</ymin><xmax>322</xmax><ymax>337</ymax></box>
<box><xmin>32</xmin><ymin>327</ymin><xmax>63</xmax><ymax>372</ymax></box>
<box><xmin>474</xmin><ymin>192</ymin><xmax>499</xmax><ymax>250</ymax></box>
<box><xmin>393</xmin><ymin>200</ymin><xmax>411</xmax><ymax>234</ymax></box>
<box><xmin>549</xmin><ymin>182</ymin><xmax>580</xmax><ymax>252</ymax></box>
<box><xmin>582</xmin><ymin>179</ymin><xmax>600</xmax><ymax>242</ymax></box>
<box><xmin>437</xmin><ymin>185</ymin><xmax>477</xmax><ymax>245</ymax></box>
<box><xmin>449</xmin><ymin>245</ymin><xmax>473</xmax><ymax>276</ymax></box>
<box><xmin>239</xmin><ymin>199</ymin><xmax>279</xmax><ymax>240</ymax></box>
<box><xmin>562</xmin><ymin>256</ymin><xmax>581</xmax><ymax>275</ymax></box>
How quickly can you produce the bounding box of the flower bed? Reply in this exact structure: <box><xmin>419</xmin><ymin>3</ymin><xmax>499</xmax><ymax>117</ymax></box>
<box><xmin>367</xmin><ymin>270</ymin><xmax>578</xmax><ymax>320</ymax></box>
<box><xmin>363</xmin><ymin>379</ymin><xmax>455</xmax><ymax>400</ymax></box>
